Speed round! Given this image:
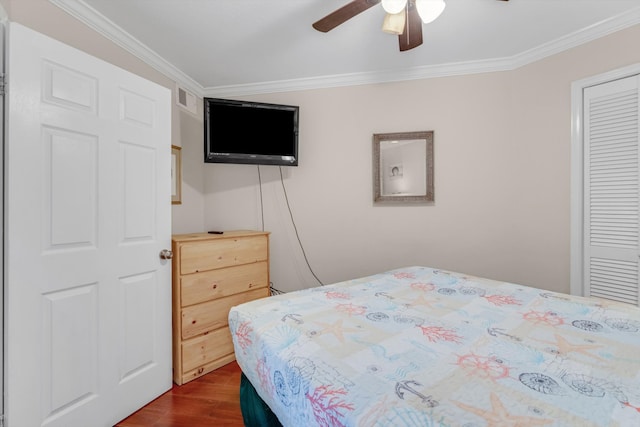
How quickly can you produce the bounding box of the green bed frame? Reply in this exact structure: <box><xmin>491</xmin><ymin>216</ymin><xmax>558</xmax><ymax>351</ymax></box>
<box><xmin>240</xmin><ymin>372</ymin><xmax>283</xmax><ymax>427</ymax></box>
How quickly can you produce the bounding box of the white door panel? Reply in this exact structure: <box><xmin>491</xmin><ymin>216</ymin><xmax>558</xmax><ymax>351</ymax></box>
<box><xmin>583</xmin><ymin>74</ymin><xmax>640</xmax><ymax>306</ymax></box>
<box><xmin>6</xmin><ymin>23</ymin><xmax>172</xmax><ymax>426</ymax></box>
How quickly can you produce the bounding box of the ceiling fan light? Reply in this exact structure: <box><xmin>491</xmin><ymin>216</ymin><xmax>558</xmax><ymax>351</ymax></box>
<box><xmin>382</xmin><ymin>12</ymin><xmax>406</xmax><ymax>35</ymax></box>
<box><xmin>415</xmin><ymin>0</ymin><xmax>446</xmax><ymax>24</ymax></box>
<box><xmin>381</xmin><ymin>0</ymin><xmax>408</xmax><ymax>15</ymax></box>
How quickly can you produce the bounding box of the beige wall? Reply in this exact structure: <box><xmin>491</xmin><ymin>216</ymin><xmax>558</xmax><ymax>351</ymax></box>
<box><xmin>204</xmin><ymin>24</ymin><xmax>640</xmax><ymax>294</ymax></box>
<box><xmin>5</xmin><ymin>0</ymin><xmax>640</xmax><ymax>294</ymax></box>
<box><xmin>2</xmin><ymin>0</ymin><xmax>206</xmax><ymax>232</ymax></box>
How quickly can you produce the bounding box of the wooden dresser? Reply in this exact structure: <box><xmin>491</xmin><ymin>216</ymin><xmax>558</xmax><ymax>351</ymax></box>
<box><xmin>171</xmin><ymin>230</ymin><xmax>270</xmax><ymax>385</ymax></box>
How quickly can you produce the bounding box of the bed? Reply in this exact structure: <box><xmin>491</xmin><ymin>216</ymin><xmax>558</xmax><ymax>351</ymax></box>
<box><xmin>228</xmin><ymin>266</ymin><xmax>640</xmax><ymax>426</ymax></box>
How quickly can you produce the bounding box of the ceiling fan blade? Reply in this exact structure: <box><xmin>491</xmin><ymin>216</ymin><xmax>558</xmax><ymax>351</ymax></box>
<box><xmin>398</xmin><ymin>3</ymin><xmax>422</xmax><ymax>51</ymax></box>
<box><xmin>313</xmin><ymin>0</ymin><xmax>381</xmax><ymax>32</ymax></box>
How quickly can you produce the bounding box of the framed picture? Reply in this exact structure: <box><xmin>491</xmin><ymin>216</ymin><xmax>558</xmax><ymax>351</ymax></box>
<box><xmin>171</xmin><ymin>145</ymin><xmax>182</xmax><ymax>205</ymax></box>
<box><xmin>373</xmin><ymin>131</ymin><xmax>434</xmax><ymax>203</ymax></box>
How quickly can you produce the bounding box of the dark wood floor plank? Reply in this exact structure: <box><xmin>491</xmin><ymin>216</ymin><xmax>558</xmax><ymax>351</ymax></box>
<box><xmin>116</xmin><ymin>361</ymin><xmax>244</xmax><ymax>427</ymax></box>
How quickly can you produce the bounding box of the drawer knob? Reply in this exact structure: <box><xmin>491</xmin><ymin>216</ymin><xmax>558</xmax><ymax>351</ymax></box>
<box><xmin>212</xmin><ymin>283</ymin><xmax>218</xmax><ymax>289</ymax></box>
<box><xmin>159</xmin><ymin>249</ymin><xmax>173</xmax><ymax>260</ymax></box>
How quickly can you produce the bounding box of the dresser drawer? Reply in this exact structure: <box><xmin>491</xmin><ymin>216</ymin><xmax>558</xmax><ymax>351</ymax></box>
<box><xmin>179</xmin><ymin>235</ymin><xmax>268</xmax><ymax>275</ymax></box>
<box><xmin>181</xmin><ymin>287</ymin><xmax>269</xmax><ymax>340</ymax></box>
<box><xmin>181</xmin><ymin>261</ymin><xmax>268</xmax><ymax>307</ymax></box>
<box><xmin>181</xmin><ymin>327</ymin><xmax>235</xmax><ymax>372</ymax></box>
<box><xmin>181</xmin><ymin>353</ymin><xmax>236</xmax><ymax>385</ymax></box>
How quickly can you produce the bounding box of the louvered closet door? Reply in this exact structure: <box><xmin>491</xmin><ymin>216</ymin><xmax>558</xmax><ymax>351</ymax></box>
<box><xmin>584</xmin><ymin>74</ymin><xmax>640</xmax><ymax>306</ymax></box>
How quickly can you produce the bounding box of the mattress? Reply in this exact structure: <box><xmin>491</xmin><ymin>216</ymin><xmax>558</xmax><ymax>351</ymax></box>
<box><xmin>228</xmin><ymin>266</ymin><xmax>640</xmax><ymax>426</ymax></box>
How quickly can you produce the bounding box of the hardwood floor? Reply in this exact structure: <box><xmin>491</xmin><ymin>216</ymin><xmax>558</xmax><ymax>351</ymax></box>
<box><xmin>116</xmin><ymin>361</ymin><xmax>244</xmax><ymax>427</ymax></box>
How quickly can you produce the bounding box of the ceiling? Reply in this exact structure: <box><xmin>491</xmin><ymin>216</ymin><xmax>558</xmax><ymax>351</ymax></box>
<box><xmin>53</xmin><ymin>0</ymin><xmax>640</xmax><ymax>96</ymax></box>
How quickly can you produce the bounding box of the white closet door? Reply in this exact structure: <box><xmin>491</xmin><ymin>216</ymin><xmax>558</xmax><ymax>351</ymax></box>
<box><xmin>584</xmin><ymin>74</ymin><xmax>640</xmax><ymax>306</ymax></box>
<box><xmin>5</xmin><ymin>23</ymin><xmax>172</xmax><ymax>426</ymax></box>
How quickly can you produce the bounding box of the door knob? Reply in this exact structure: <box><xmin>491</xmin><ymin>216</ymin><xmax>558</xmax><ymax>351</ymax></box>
<box><xmin>160</xmin><ymin>249</ymin><xmax>173</xmax><ymax>260</ymax></box>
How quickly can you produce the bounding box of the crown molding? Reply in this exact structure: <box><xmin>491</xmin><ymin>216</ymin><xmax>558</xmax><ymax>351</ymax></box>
<box><xmin>510</xmin><ymin>5</ymin><xmax>640</xmax><ymax>69</ymax></box>
<box><xmin>202</xmin><ymin>57</ymin><xmax>515</xmax><ymax>98</ymax></box>
<box><xmin>49</xmin><ymin>0</ymin><xmax>203</xmax><ymax>96</ymax></box>
<box><xmin>50</xmin><ymin>0</ymin><xmax>640</xmax><ymax>98</ymax></box>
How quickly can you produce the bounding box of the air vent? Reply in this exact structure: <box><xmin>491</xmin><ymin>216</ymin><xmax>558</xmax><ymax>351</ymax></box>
<box><xmin>176</xmin><ymin>85</ymin><xmax>198</xmax><ymax>115</ymax></box>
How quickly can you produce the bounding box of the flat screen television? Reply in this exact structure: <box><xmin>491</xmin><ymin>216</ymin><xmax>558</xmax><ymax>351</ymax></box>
<box><xmin>204</xmin><ymin>97</ymin><xmax>299</xmax><ymax>166</ymax></box>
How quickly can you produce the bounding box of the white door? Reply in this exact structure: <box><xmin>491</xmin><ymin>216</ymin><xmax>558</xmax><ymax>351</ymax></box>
<box><xmin>5</xmin><ymin>23</ymin><xmax>172</xmax><ymax>426</ymax></box>
<box><xmin>583</xmin><ymin>74</ymin><xmax>640</xmax><ymax>306</ymax></box>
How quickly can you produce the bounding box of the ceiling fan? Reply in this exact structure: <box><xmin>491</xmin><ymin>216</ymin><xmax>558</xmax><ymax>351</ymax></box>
<box><xmin>313</xmin><ymin>0</ymin><xmax>509</xmax><ymax>52</ymax></box>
